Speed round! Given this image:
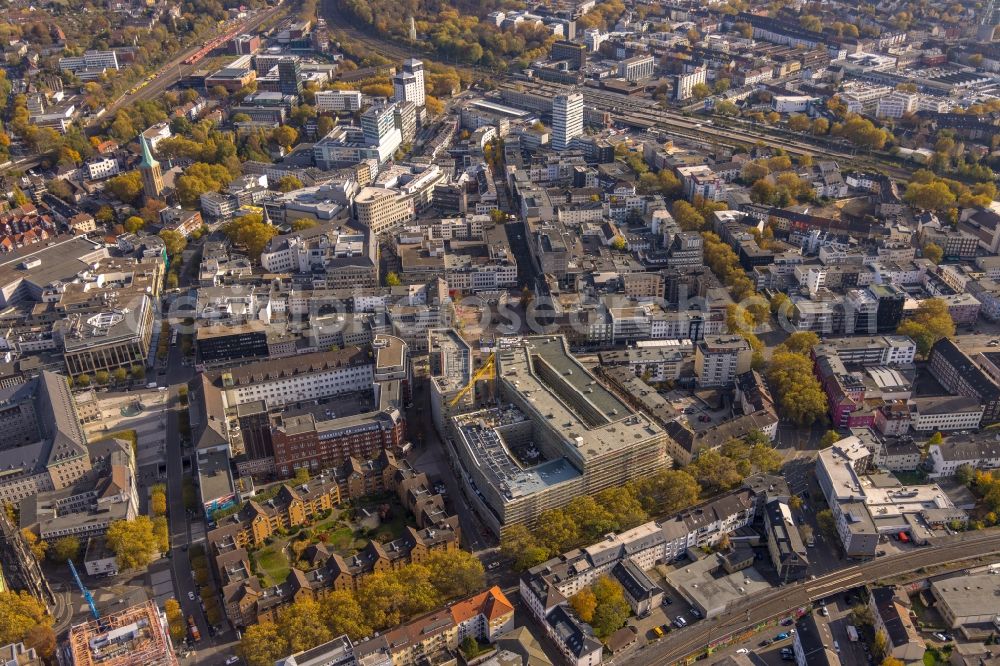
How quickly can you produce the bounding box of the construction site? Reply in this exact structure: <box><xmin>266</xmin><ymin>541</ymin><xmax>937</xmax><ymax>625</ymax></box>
<box><xmin>67</xmin><ymin>601</ymin><xmax>177</xmax><ymax>666</ymax></box>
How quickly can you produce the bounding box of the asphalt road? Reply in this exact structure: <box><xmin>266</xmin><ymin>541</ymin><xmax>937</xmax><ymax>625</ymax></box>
<box><xmin>638</xmin><ymin>529</ymin><xmax>1000</xmax><ymax>664</ymax></box>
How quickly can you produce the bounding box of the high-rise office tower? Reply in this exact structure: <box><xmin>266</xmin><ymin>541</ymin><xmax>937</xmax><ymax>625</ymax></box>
<box><xmin>552</xmin><ymin>92</ymin><xmax>583</xmax><ymax>151</ymax></box>
<box><xmin>277</xmin><ymin>57</ymin><xmax>302</xmax><ymax>97</ymax></box>
<box><xmin>393</xmin><ymin>58</ymin><xmax>425</xmax><ymax>107</ymax></box>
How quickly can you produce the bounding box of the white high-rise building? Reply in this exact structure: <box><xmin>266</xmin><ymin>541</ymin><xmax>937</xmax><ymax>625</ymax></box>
<box><xmin>393</xmin><ymin>58</ymin><xmax>425</xmax><ymax>108</ymax></box>
<box><xmin>552</xmin><ymin>93</ymin><xmax>583</xmax><ymax>151</ymax></box>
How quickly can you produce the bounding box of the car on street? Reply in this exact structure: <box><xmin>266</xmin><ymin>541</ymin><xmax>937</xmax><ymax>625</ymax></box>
<box><xmin>225</xmin><ymin>657</ymin><xmax>240</xmax><ymax>665</ymax></box>
<box><xmin>776</xmin><ymin>632</ymin><xmax>790</xmax><ymax>641</ymax></box>
<box><xmin>675</xmin><ymin>617</ymin><xmax>687</xmax><ymax>628</ymax></box>
<box><xmin>736</xmin><ymin>648</ymin><xmax>749</xmax><ymax>654</ymax></box>
<box><xmin>690</xmin><ymin>608</ymin><xmax>702</xmax><ymax>618</ymax></box>
<box><xmin>188</xmin><ymin>591</ymin><xmax>195</xmax><ymax>601</ymax></box>
<box><xmin>781</xmin><ymin>618</ymin><xmax>794</xmax><ymax>626</ymax></box>
<box><xmin>759</xmin><ymin>639</ymin><xmax>773</xmax><ymax>647</ymax></box>
<box><xmin>662</xmin><ymin>596</ymin><xmax>673</xmax><ymax>605</ymax></box>
<box><xmin>933</xmin><ymin>633</ymin><xmax>950</xmax><ymax>642</ymax></box>
<box><xmin>819</xmin><ymin>607</ymin><xmax>829</xmax><ymax>617</ymax></box>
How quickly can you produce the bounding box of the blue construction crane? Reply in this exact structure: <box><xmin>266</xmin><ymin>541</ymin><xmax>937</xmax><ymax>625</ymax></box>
<box><xmin>68</xmin><ymin>559</ymin><xmax>100</xmax><ymax>620</ymax></box>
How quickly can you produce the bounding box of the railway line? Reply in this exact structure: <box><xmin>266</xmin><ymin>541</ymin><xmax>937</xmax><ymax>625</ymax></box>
<box><xmin>645</xmin><ymin>530</ymin><xmax>1000</xmax><ymax>664</ymax></box>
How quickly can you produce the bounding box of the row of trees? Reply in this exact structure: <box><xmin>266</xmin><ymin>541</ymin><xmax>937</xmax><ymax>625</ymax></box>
<box><xmin>500</xmin><ymin>434</ymin><xmax>780</xmax><ymax>570</ymax></box>
<box><xmin>67</xmin><ymin>365</ymin><xmax>145</xmax><ymax>388</ymax></box>
<box><xmin>238</xmin><ymin>549</ymin><xmax>485</xmax><ymax>666</ymax></box>
<box><xmin>903</xmin><ymin>169</ymin><xmax>997</xmax><ymax>215</ymax></box>
<box><xmin>0</xmin><ymin>591</ymin><xmax>55</xmax><ymax>661</ymax></box>
<box><xmin>765</xmin><ymin>332</ymin><xmax>829</xmax><ymax>427</ymax></box>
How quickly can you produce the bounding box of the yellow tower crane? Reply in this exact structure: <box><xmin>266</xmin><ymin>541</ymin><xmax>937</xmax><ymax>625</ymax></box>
<box><xmin>448</xmin><ymin>352</ymin><xmax>496</xmax><ymax>408</ymax></box>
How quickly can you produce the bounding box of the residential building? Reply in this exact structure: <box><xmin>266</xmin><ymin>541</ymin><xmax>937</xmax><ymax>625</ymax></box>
<box><xmin>764</xmin><ymin>499</ymin><xmax>809</xmax><ymax>583</ymax></box>
<box><xmin>694</xmin><ymin>335</ymin><xmax>752</xmax><ymax>388</ymax></box>
<box><xmin>928</xmin><ymin>338</ymin><xmax>1000</xmax><ymax>424</ymax></box>
<box><xmin>85</xmin><ymin>156</ymin><xmax>120</xmax><ymax>181</ymax></box>
<box><xmin>908</xmin><ymin>396</ymin><xmax>984</xmax><ymax>432</ymax></box>
<box><xmin>869</xmin><ymin>586</ymin><xmax>925</xmax><ymax>663</ymax></box>
<box><xmin>618</xmin><ymin>54</ymin><xmax>655</xmax><ymax>81</ymax></box>
<box><xmin>927</xmin><ymin>439</ymin><xmax>1000</xmax><ymax>477</ymax></box>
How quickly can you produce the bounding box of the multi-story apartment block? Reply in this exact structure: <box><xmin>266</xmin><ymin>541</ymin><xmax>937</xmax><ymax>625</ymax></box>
<box><xmin>315</xmin><ymin>89</ymin><xmax>362</xmax><ymax>112</ymax></box>
<box><xmin>928</xmin><ymin>338</ymin><xmax>1000</xmax><ymax>424</ymax></box>
<box><xmin>694</xmin><ymin>335</ymin><xmax>753</xmax><ymax>388</ymax></box>
<box><xmin>928</xmin><ymin>439</ymin><xmax>1000</xmax><ymax>477</ymax></box>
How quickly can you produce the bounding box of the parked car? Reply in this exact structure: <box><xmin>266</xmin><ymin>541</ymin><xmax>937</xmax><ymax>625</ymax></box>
<box><xmin>781</xmin><ymin>618</ymin><xmax>794</xmax><ymax>626</ymax></box>
<box><xmin>675</xmin><ymin>617</ymin><xmax>687</xmax><ymax>628</ymax></box>
<box><xmin>933</xmin><ymin>633</ymin><xmax>950</xmax><ymax>642</ymax></box>
<box><xmin>690</xmin><ymin>608</ymin><xmax>702</xmax><ymax>619</ymax></box>
<box><xmin>775</xmin><ymin>632</ymin><xmax>790</xmax><ymax>641</ymax></box>
<box><xmin>759</xmin><ymin>639</ymin><xmax>773</xmax><ymax>647</ymax></box>
<box><xmin>188</xmin><ymin>591</ymin><xmax>195</xmax><ymax>601</ymax></box>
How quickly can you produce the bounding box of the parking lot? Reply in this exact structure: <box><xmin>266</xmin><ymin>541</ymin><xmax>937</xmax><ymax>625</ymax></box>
<box><xmin>657</xmin><ymin>389</ymin><xmax>731</xmax><ymax>432</ymax></box>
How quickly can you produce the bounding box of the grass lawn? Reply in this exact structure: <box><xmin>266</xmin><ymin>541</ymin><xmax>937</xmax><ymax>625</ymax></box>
<box><xmin>255</xmin><ymin>545</ymin><xmax>291</xmax><ymax>586</ymax></box>
<box><xmin>372</xmin><ymin>511</ymin><xmax>410</xmax><ymax>541</ymax></box>
<box><xmin>327</xmin><ymin>527</ymin><xmax>364</xmax><ymax>555</ymax></box>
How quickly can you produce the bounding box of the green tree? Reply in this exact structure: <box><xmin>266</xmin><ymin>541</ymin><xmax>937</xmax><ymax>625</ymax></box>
<box><xmin>239</xmin><ymin>621</ymin><xmax>288</xmax><ymax>666</ymax></box>
<box><xmin>776</xmin><ymin>331</ymin><xmax>820</xmax><ymax>355</ymax></box>
<box><xmin>610</xmin><ymin>236</ymin><xmax>627</xmax><ymax>251</ymax></box>
<box><xmin>320</xmin><ymin>590</ymin><xmax>372</xmax><ymax>639</ymax></box>
<box><xmin>896</xmin><ymin>298</ymin><xmax>955</xmax><ymax>357</ymax></box>
<box><xmin>424</xmin><ymin>550</ymin><xmax>485</xmax><ymax>599</ymax></box>
<box><xmin>277</xmin><ymin>175</ymin><xmax>304</xmax><ymax>192</ymax></box>
<box><xmin>500</xmin><ymin>524</ymin><xmax>549</xmax><ymax>571</ymax></box>
<box><xmin>591</xmin><ymin>576</ymin><xmax>630</xmax><ymax>640</ymax></box>
<box><xmin>922</xmin><ymin>242</ymin><xmax>943</xmax><ymax>264</ymax></box>
<box><xmin>565</xmin><ymin>495</ymin><xmax>616</xmax><ymax>543</ymax></box>
<box><xmin>820</xmin><ymin>430</ymin><xmax>841</xmax><ymax>449</ymax></box>
<box><xmin>94</xmin><ymin>370</ymin><xmax>110</xmax><ymax>386</ymax></box>
<box><xmin>385</xmin><ymin>271</ymin><xmax>402</xmax><ymax>287</ymax></box>
<box><xmin>570</xmin><ymin>588</ymin><xmax>597</xmax><ymax>623</ymax></box>
<box><xmin>816</xmin><ymin>509</ymin><xmax>837</xmax><ymax>541</ymax></box>
<box><xmin>535</xmin><ymin>507</ymin><xmax>581</xmax><ymax>554</ymax></box>
<box><xmin>106</xmin><ymin>516</ymin><xmax>159</xmax><ymax>570</ymax></box>
<box><xmin>20</xmin><ymin>529</ymin><xmax>47</xmax><ymax>561</ymax></box>
<box><xmin>164</xmin><ymin>599</ymin><xmax>185</xmax><ymax>644</ymax></box>
<box><xmin>106</xmin><ymin>171</ymin><xmax>145</xmax><ymax>204</ymax></box>
<box><xmin>633</xmin><ymin>469</ymin><xmax>700</xmax><ymax>515</ymax></box>
<box><xmin>113</xmin><ymin>367</ymin><xmax>128</xmax><ymax>384</ymax></box>
<box><xmin>277</xmin><ymin>598</ymin><xmax>331</xmax><ymax>654</ymax></box>
<box><xmin>0</xmin><ymin>591</ymin><xmax>54</xmax><ymax>652</ymax></box>
<box><xmin>671</xmin><ymin>200</ymin><xmax>705</xmax><ymax>231</ymax></box>
<box><xmin>691</xmin><ymin>82</ymin><xmax>710</xmax><ymax>100</ymax></box>
<box><xmin>766</xmin><ymin>351</ymin><xmax>828</xmax><ymax>426</ymax></box>
<box><xmin>689</xmin><ymin>449</ymin><xmax>743</xmax><ymax>493</ymax></box>
<box><xmin>49</xmin><ymin>536</ymin><xmax>80</xmax><ymax>562</ymax></box>
<box><xmin>221</xmin><ymin>214</ymin><xmax>278</xmax><ymax>262</ymax></box>
<box><xmin>159</xmin><ymin>229</ymin><xmax>187</xmax><ymax>258</ymax></box>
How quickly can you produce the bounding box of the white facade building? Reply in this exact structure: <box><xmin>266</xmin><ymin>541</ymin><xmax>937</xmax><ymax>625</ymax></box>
<box><xmin>86</xmin><ymin>156</ymin><xmax>120</xmax><ymax>180</ymax></box>
<box><xmin>393</xmin><ymin>58</ymin><xmax>425</xmax><ymax>108</ymax></box>
<box><xmin>315</xmin><ymin>89</ymin><xmax>362</xmax><ymax>112</ymax></box>
<box><xmin>552</xmin><ymin>92</ymin><xmax>583</xmax><ymax>151</ymax></box>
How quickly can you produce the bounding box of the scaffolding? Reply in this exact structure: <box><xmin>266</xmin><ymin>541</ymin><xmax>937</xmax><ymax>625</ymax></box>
<box><xmin>67</xmin><ymin>601</ymin><xmax>177</xmax><ymax>666</ymax></box>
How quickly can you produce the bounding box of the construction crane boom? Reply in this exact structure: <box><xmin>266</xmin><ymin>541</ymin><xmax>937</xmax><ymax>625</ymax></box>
<box><xmin>68</xmin><ymin>559</ymin><xmax>100</xmax><ymax>620</ymax></box>
<box><xmin>448</xmin><ymin>353</ymin><xmax>496</xmax><ymax>408</ymax></box>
